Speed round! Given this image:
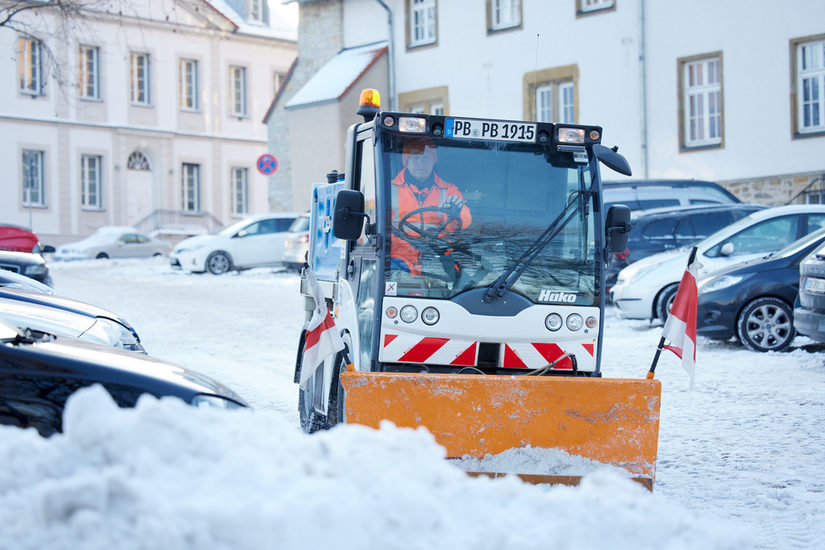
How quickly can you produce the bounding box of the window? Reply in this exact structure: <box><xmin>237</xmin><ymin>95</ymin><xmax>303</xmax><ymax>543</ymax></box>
<box><xmin>578</xmin><ymin>0</ymin><xmax>615</xmax><ymax>14</ymax></box>
<box><xmin>707</xmin><ymin>216</ymin><xmax>798</xmax><ymax>257</ymax></box>
<box><xmin>78</xmin><ymin>45</ymin><xmax>100</xmax><ymax>100</ymax></box>
<box><xmin>181</xmin><ymin>163</ymin><xmax>200</xmax><ymax>213</ymax></box>
<box><xmin>231</xmin><ymin>167</ymin><xmax>248</xmax><ymax>215</ymax></box>
<box><xmin>130</xmin><ymin>52</ymin><xmax>151</xmax><ymax>106</ymax></box>
<box><xmin>527</xmin><ymin>66</ymin><xmax>577</xmax><ymax>123</ymax></box>
<box><xmin>19</xmin><ymin>38</ymin><xmax>44</xmax><ymax>95</ymax></box>
<box><xmin>179</xmin><ymin>59</ymin><xmax>199</xmax><ymax>111</ymax></box>
<box><xmin>81</xmin><ymin>155</ymin><xmax>103</xmax><ymax>209</ymax></box>
<box><xmin>127</xmin><ymin>151</ymin><xmax>151</xmax><ymax>171</ymax></box>
<box><xmin>249</xmin><ymin>0</ymin><xmax>264</xmax><ymax>23</ymax></box>
<box><xmin>680</xmin><ymin>55</ymin><xmax>723</xmax><ymax>148</ymax></box>
<box><xmin>409</xmin><ymin>0</ymin><xmax>436</xmax><ymax>48</ymax></box>
<box><xmin>399</xmin><ymin>86</ymin><xmax>449</xmax><ymax>116</ymax></box>
<box><xmin>22</xmin><ymin>150</ymin><xmax>45</xmax><ymax>207</ymax></box>
<box><xmin>795</xmin><ymin>38</ymin><xmax>825</xmax><ymax>135</ymax></box>
<box><xmin>230</xmin><ymin>66</ymin><xmax>247</xmax><ymax>116</ymax></box>
<box><xmin>489</xmin><ymin>0</ymin><xmax>521</xmax><ymax>31</ymax></box>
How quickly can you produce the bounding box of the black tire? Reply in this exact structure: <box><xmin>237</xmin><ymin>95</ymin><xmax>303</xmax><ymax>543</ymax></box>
<box><xmin>298</xmin><ymin>376</ymin><xmax>326</xmax><ymax>433</ymax></box>
<box><xmin>206</xmin><ymin>251</ymin><xmax>232</xmax><ymax>275</ymax></box>
<box><xmin>656</xmin><ymin>283</ymin><xmax>679</xmax><ymax>322</ymax></box>
<box><xmin>736</xmin><ymin>297</ymin><xmax>795</xmax><ymax>352</ymax></box>
<box><xmin>326</xmin><ymin>351</ymin><xmax>348</xmax><ymax>427</ymax></box>
<box><xmin>95</xmin><ymin>252</ymin><xmax>109</xmax><ymax>259</ymax></box>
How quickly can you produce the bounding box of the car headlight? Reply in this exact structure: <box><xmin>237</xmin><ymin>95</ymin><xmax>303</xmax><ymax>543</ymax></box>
<box><xmin>24</xmin><ymin>264</ymin><xmax>47</xmax><ymax>276</ymax></box>
<box><xmin>192</xmin><ymin>394</ymin><xmax>244</xmax><ymax>409</ymax></box>
<box><xmin>85</xmin><ymin>318</ymin><xmax>144</xmax><ymax>352</ymax></box>
<box><xmin>698</xmin><ymin>274</ymin><xmax>747</xmax><ymax>294</ymax></box>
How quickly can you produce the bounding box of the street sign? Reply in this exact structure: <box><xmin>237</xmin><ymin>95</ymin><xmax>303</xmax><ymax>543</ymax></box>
<box><xmin>257</xmin><ymin>154</ymin><xmax>278</xmax><ymax>175</ymax></box>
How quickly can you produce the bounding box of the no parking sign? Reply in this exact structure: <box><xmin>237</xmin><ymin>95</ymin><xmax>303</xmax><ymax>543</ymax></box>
<box><xmin>257</xmin><ymin>154</ymin><xmax>278</xmax><ymax>175</ymax></box>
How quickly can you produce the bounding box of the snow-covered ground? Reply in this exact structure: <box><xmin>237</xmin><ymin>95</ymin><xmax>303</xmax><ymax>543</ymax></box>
<box><xmin>2</xmin><ymin>258</ymin><xmax>824</xmax><ymax>549</ymax></box>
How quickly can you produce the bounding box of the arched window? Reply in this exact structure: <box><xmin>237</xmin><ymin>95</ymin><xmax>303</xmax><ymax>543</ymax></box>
<box><xmin>127</xmin><ymin>151</ymin><xmax>152</xmax><ymax>171</ymax></box>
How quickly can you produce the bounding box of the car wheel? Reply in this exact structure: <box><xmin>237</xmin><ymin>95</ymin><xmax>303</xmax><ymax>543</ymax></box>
<box><xmin>206</xmin><ymin>251</ymin><xmax>232</xmax><ymax>275</ymax></box>
<box><xmin>95</xmin><ymin>252</ymin><xmax>109</xmax><ymax>259</ymax></box>
<box><xmin>327</xmin><ymin>349</ymin><xmax>350</xmax><ymax>427</ymax></box>
<box><xmin>655</xmin><ymin>283</ymin><xmax>679</xmax><ymax>322</ymax></box>
<box><xmin>736</xmin><ymin>297</ymin><xmax>795</xmax><ymax>352</ymax></box>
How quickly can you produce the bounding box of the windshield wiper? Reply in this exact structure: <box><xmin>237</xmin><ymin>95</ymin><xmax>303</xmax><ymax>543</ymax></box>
<box><xmin>485</xmin><ymin>190</ymin><xmax>590</xmax><ymax>301</ymax></box>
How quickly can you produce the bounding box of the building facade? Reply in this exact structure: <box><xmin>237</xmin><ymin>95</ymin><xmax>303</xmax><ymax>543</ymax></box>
<box><xmin>268</xmin><ymin>0</ymin><xmax>825</xmax><ymax>211</ymax></box>
<box><xmin>1</xmin><ymin>0</ymin><xmax>297</xmax><ymax>245</ymax></box>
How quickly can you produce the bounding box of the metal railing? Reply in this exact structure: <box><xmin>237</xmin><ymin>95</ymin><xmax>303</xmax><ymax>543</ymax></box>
<box><xmin>134</xmin><ymin>209</ymin><xmax>224</xmax><ymax>237</ymax></box>
<box><xmin>785</xmin><ymin>174</ymin><xmax>825</xmax><ymax>205</ymax></box>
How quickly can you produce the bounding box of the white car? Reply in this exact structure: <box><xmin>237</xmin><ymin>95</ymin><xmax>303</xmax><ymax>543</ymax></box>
<box><xmin>170</xmin><ymin>213</ymin><xmax>299</xmax><ymax>274</ymax></box>
<box><xmin>611</xmin><ymin>204</ymin><xmax>825</xmax><ymax>321</ymax></box>
<box><xmin>55</xmin><ymin>226</ymin><xmax>170</xmax><ymax>261</ymax></box>
<box><xmin>282</xmin><ymin>214</ymin><xmax>310</xmax><ymax>272</ymax></box>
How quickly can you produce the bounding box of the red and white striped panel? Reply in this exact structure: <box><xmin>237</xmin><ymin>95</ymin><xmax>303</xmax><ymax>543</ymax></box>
<box><xmin>501</xmin><ymin>342</ymin><xmax>596</xmax><ymax>372</ymax></box>
<box><xmin>379</xmin><ymin>333</ymin><xmax>478</xmax><ymax>366</ymax></box>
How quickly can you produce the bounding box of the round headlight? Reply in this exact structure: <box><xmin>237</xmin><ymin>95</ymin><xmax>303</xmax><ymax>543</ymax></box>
<box><xmin>545</xmin><ymin>313</ymin><xmax>563</xmax><ymax>331</ymax></box>
<box><xmin>421</xmin><ymin>307</ymin><xmax>440</xmax><ymax>325</ymax></box>
<box><xmin>386</xmin><ymin>306</ymin><xmax>398</xmax><ymax>319</ymax></box>
<box><xmin>400</xmin><ymin>305</ymin><xmax>418</xmax><ymax>323</ymax></box>
<box><xmin>566</xmin><ymin>314</ymin><xmax>583</xmax><ymax>331</ymax></box>
<box><xmin>585</xmin><ymin>316</ymin><xmax>597</xmax><ymax>328</ymax></box>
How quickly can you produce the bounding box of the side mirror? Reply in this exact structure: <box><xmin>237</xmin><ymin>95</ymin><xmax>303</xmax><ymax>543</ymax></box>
<box><xmin>42</xmin><ymin>245</ymin><xmax>55</xmax><ymax>253</ymax></box>
<box><xmin>234</xmin><ymin>230</ymin><xmax>248</xmax><ymax>238</ymax></box>
<box><xmin>333</xmin><ymin>189</ymin><xmax>367</xmax><ymax>241</ymax></box>
<box><xmin>720</xmin><ymin>242</ymin><xmax>734</xmax><ymax>256</ymax></box>
<box><xmin>605</xmin><ymin>204</ymin><xmax>631</xmax><ymax>254</ymax></box>
<box><xmin>593</xmin><ymin>144</ymin><xmax>632</xmax><ymax>177</ymax></box>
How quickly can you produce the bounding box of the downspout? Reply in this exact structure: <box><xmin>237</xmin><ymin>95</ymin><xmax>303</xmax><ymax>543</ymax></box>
<box><xmin>639</xmin><ymin>0</ymin><xmax>649</xmax><ymax>178</ymax></box>
<box><xmin>374</xmin><ymin>0</ymin><xmax>396</xmax><ymax>110</ymax></box>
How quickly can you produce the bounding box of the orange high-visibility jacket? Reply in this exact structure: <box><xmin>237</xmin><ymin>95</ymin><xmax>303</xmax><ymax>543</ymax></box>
<box><xmin>390</xmin><ymin>168</ymin><xmax>472</xmax><ymax>275</ymax></box>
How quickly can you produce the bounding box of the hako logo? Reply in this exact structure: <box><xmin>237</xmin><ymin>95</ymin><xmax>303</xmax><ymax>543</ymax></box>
<box><xmin>538</xmin><ymin>290</ymin><xmax>578</xmax><ymax>303</ymax></box>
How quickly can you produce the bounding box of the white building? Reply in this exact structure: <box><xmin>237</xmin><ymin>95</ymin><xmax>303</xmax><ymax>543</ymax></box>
<box><xmin>1</xmin><ymin>0</ymin><xmax>297</xmax><ymax>246</ymax></box>
<box><xmin>268</xmin><ymin>0</ymin><xmax>825</xmax><ymax>211</ymax></box>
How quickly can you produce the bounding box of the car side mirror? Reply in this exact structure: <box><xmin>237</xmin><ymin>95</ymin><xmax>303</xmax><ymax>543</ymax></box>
<box><xmin>42</xmin><ymin>245</ymin><xmax>55</xmax><ymax>253</ymax></box>
<box><xmin>605</xmin><ymin>204</ymin><xmax>632</xmax><ymax>254</ymax></box>
<box><xmin>720</xmin><ymin>242</ymin><xmax>734</xmax><ymax>256</ymax></box>
<box><xmin>333</xmin><ymin>189</ymin><xmax>368</xmax><ymax>241</ymax></box>
<box><xmin>235</xmin><ymin>230</ymin><xmax>248</xmax><ymax>238</ymax></box>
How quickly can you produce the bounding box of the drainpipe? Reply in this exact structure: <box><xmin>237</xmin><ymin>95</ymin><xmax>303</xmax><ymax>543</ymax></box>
<box><xmin>374</xmin><ymin>0</ymin><xmax>396</xmax><ymax>111</ymax></box>
<box><xmin>639</xmin><ymin>0</ymin><xmax>649</xmax><ymax>178</ymax></box>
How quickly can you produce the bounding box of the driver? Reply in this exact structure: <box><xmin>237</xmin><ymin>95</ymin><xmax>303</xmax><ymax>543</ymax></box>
<box><xmin>390</xmin><ymin>137</ymin><xmax>472</xmax><ymax>275</ymax></box>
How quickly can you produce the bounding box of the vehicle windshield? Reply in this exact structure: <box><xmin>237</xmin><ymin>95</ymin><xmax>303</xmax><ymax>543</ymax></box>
<box><xmin>218</xmin><ymin>219</ymin><xmax>252</xmax><ymax>236</ymax></box>
<box><xmin>381</xmin><ymin>134</ymin><xmax>597</xmax><ymax>305</ymax></box>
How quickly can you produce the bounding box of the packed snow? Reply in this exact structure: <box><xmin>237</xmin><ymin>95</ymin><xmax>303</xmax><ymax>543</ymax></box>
<box><xmin>1</xmin><ymin>258</ymin><xmax>823</xmax><ymax>549</ymax></box>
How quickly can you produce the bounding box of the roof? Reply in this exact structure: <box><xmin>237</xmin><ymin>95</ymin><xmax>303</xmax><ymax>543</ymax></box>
<box><xmin>285</xmin><ymin>42</ymin><xmax>388</xmax><ymax>110</ymax></box>
<box><xmin>205</xmin><ymin>0</ymin><xmax>298</xmax><ymax>41</ymax></box>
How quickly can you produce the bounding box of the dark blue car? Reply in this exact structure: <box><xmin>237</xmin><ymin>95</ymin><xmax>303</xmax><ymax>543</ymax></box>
<box><xmin>696</xmin><ymin>227</ymin><xmax>825</xmax><ymax>352</ymax></box>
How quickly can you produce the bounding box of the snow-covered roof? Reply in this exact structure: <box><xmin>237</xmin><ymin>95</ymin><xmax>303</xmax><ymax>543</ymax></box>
<box><xmin>285</xmin><ymin>42</ymin><xmax>388</xmax><ymax>110</ymax></box>
<box><xmin>206</xmin><ymin>0</ymin><xmax>297</xmax><ymax>41</ymax></box>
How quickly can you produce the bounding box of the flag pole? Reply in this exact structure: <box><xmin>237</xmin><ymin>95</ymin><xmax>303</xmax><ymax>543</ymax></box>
<box><xmin>646</xmin><ymin>246</ymin><xmax>698</xmax><ymax>379</ymax></box>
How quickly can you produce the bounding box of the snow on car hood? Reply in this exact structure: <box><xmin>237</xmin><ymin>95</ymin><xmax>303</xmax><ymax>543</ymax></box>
<box><xmin>618</xmin><ymin>248</ymin><xmax>687</xmax><ymax>281</ymax></box>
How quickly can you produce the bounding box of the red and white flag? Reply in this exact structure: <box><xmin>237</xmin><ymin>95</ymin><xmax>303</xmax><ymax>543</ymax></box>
<box><xmin>661</xmin><ymin>251</ymin><xmax>698</xmax><ymax>388</ymax></box>
<box><xmin>299</xmin><ymin>266</ymin><xmax>344</xmax><ymax>389</ymax></box>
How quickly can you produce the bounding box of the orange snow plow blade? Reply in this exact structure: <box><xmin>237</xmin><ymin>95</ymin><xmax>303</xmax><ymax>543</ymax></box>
<box><xmin>340</xmin><ymin>372</ymin><xmax>661</xmax><ymax>489</ymax></box>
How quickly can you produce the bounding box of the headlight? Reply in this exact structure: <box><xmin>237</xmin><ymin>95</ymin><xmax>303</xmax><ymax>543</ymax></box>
<box><xmin>400</xmin><ymin>305</ymin><xmax>418</xmax><ymax>323</ymax></box>
<box><xmin>698</xmin><ymin>274</ymin><xmax>747</xmax><ymax>294</ymax></box>
<box><xmin>192</xmin><ymin>394</ymin><xmax>244</xmax><ymax>409</ymax></box>
<box><xmin>85</xmin><ymin>318</ymin><xmax>144</xmax><ymax>352</ymax></box>
<box><xmin>24</xmin><ymin>264</ymin><xmax>47</xmax><ymax>276</ymax></box>
<box><xmin>545</xmin><ymin>313</ymin><xmax>563</xmax><ymax>331</ymax></box>
<box><xmin>421</xmin><ymin>307</ymin><xmax>440</xmax><ymax>325</ymax></box>
<box><xmin>566</xmin><ymin>314</ymin><xmax>584</xmax><ymax>331</ymax></box>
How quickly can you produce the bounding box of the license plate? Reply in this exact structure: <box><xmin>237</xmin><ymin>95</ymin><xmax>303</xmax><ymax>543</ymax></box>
<box><xmin>445</xmin><ymin>117</ymin><xmax>537</xmax><ymax>143</ymax></box>
<box><xmin>804</xmin><ymin>277</ymin><xmax>825</xmax><ymax>294</ymax></box>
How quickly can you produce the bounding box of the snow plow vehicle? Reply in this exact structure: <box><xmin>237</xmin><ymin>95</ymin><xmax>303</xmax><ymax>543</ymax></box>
<box><xmin>295</xmin><ymin>89</ymin><xmax>661</xmax><ymax>489</ymax></box>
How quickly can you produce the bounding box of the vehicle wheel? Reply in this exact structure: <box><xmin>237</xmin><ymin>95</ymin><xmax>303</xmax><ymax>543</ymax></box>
<box><xmin>655</xmin><ymin>283</ymin><xmax>679</xmax><ymax>322</ymax></box>
<box><xmin>327</xmin><ymin>350</ymin><xmax>349</xmax><ymax>427</ymax></box>
<box><xmin>95</xmin><ymin>252</ymin><xmax>109</xmax><ymax>260</ymax></box>
<box><xmin>296</xmin><ymin>338</ymin><xmax>328</xmax><ymax>434</ymax></box>
<box><xmin>736</xmin><ymin>297</ymin><xmax>795</xmax><ymax>352</ymax></box>
<box><xmin>206</xmin><ymin>251</ymin><xmax>232</xmax><ymax>275</ymax></box>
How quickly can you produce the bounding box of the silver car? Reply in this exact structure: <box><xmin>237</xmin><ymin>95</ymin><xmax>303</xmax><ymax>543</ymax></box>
<box><xmin>55</xmin><ymin>226</ymin><xmax>170</xmax><ymax>260</ymax></box>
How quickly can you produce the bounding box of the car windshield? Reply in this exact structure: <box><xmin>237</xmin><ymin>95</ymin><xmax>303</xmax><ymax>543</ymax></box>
<box><xmin>381</xmin><ymin>134</ymin><xmax>597</xmax><ymax>304</ymax></box>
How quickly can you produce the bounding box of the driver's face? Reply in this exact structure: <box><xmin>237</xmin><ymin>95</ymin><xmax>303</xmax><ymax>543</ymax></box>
<box><xmin>406</xmin><ymin>153</ymin><xmax>435</xmax><ymax>181</ymax></box>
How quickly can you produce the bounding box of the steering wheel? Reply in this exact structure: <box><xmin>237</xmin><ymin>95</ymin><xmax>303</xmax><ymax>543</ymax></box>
<box><xmin>393</xmin><ymin>205</ymin><xmax>463</xmax><ymax>253</ymax></box>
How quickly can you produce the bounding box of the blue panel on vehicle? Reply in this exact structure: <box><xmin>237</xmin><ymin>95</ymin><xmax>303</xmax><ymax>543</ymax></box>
<box><xmin>310</xmin><ymin>182</ymin><xmax>345</xmax><ymax>280</ymax></box>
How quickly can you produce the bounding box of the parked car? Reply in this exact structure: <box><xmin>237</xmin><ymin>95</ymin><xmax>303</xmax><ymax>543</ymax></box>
<box><xmin>603</xmin><ymin>179</ymin><xmax>740</xmax><ymax>212</ymax></box>
<box><xmin>606</xmin><ymin>203</ymin><xmax>766</xmax><ymax>292</ymax></box>
<box><xmin>0</xmin><ymin>319</ymin><xmax>247</xmax><ymax>437</ymax></box>
<box><xmin>170</xmin><ymin>213</ymin><xmax>299</xmax><ymax>275</ymax></box>
<box><xmin>611</xmin><ymin>204</ymin><xmax>825</xmax><ymax>321</ymax></box>
<box><xmin>0</xmin><ymin>287</ymin><xmax>143</xmax><ymax>352</ymax></box>
<box><xmin>54</xmin><ymin>226</ymin><xmax>170</xmax><ymax>260</ymax></box>
<box><xmin>0</xmin><ymin>225</ymin><xmax>54</xmax><ymax>255</ymax></box>
<box><xmin>0</xmin><ymin>270</ymin><xmax>54</xmax><ymax>294</ymax></box>
<box><xmin>0</xmin><ymin>249</ymin><xmax>53</xmax><ymax>287</ymax></box>
<box><xmin>282</xmin><ymin>213</ymin><xmax>310</xmax><ymax>272</ymax></box>
<box><xmin>793</xmin><ymin>241</ymin><xmax>825</xmax><ymax>344</ymax></box>
<box><xmin>696</xmin><ymin>227</ymin><xmax>825</xmax><ymax>352</ymax></box>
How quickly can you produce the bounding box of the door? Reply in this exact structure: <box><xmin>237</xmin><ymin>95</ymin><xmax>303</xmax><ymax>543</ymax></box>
<box><xmin>126</xmin><ymin>171</ymin><xmax>153</xmax><ymax>227</ymax></box>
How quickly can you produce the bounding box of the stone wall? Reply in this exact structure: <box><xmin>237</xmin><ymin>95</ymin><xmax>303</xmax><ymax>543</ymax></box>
<box><xmin>721</xmin><ymin>171</ymin><xmax>825</xmax><ymax>206</ymax></box>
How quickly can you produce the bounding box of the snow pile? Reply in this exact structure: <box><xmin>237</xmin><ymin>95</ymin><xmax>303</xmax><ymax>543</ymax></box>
<box><xmin>454</xmin><ymin>446</ymin><xmax>633</xmax><ymax>477</ymax></box>
<box><xmin>0</xmin><ymin>386</ymin><xmax>749</xmax><ymax>550</ymax></box>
